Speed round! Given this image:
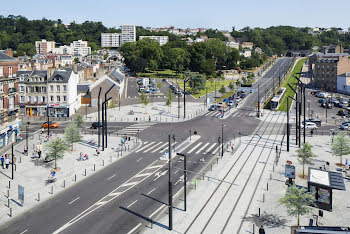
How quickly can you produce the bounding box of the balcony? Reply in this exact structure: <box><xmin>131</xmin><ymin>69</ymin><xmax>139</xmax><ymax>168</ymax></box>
<box><xmin>8</xmin><ymin>88</ymin><xmax>17</xmax><ymax>94</ymax></box>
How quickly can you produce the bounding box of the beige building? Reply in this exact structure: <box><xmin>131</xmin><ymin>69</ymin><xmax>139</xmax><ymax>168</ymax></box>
<box><xmin>139</xmin><ymin>36</ymin><xmax>169</xmax><ymax>46</ymax></box>
<box><xmin>35</xmin><ymin>39</ymin><xmax>56</xmax><ymax>54</ymax></box>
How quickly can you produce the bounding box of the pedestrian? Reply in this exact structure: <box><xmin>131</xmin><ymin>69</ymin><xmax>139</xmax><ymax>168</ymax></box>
<box><xmin>231</xmin><ymin>144</ymin><xmax>234</xmax><ymax>152</ymax></box>
<box><xmin>96</xmin><ymin>148</ymin><xmax>100</xmax><ymax>155</ymax></box>
<box><xmin>0</xmin><ymin>155</ymin><xmax>4</xmax><ymax>168</ymax></box>
<box><xmin>38</xmin><ymin>150</ymin><xmax>41</xmax><ymax>159</ymax></box>
<box><xmin>259</xmin><ymin>225</ymin><xmax>265</xmax><ymax>234</ymax></box>
<box><xmin>5</xmin><ymin>156</ymin><xmax>10</xmax><ymax>169</ymax></box>
<box><xmin>149</xmin><ymin>116</ymin><xmax>151</xmax><ymax>122</ymax></box>
<box><xmin>24</xmin><ymin>145</ymin><xmax>27</xmax><ymax>155</ymax></box>
<box><xmin>311</xmin><ymin>129</ymin><xmax>314</xmax><ymax>137</ymax></box>
<box><xmin>41</xmin><ymin>127</ymin><xmax>44</xmax><ymax>134</ymax></box>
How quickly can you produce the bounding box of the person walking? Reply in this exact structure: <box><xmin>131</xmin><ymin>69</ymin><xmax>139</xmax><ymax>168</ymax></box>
<box><xmin>231</xmin><ymin>144</ymin><xmax>234</xmax><ymax>153</ymax></box>
<box><xmin>5</xmin><ymin>156</ymin><xmax>10</xmax><ymax>169</ymax></box>
<box><xmin>96</xmin><ymin>148</ymin><xmax>100</xmax><ymax>155</ymax></box>
<box><xmin>0</xmin><ymin>155</ymin><xmax>4</xmax><ymax>169</ymax></box>
<box><xmin>259</xmin><ymin>225</ymin><xmax>265</xmax><ymax>234</ymax></box>
<box><xmin>38</xmin><ymin>150</ymin><xmax>42</xmax><ymax>159</ymax></box>
<box><xmin>41</xmin><ymin>127</ymin><xmax>44</xmax><ymax>134</ymax></box>
<box><xmin>24</xmin><ymin>145</ymin><xmax>27</xmax><ymax>155</ymax></box>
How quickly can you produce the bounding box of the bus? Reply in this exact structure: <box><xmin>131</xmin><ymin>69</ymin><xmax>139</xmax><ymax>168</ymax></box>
<box><xmin>271</xmin><ymin>87</ymin><xmax>287</xmax><ymax>110</ymax></box>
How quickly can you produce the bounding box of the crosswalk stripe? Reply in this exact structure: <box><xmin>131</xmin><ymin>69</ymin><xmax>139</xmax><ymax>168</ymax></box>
<box><xmin>152</xmin><ymin>142</ymin><xmax>169</xmax><ymax>153</ymax></box>
<box><xmin>125</xmin><ymin>127</ymin><xmax>150</xmax><ymax>130</ymax></box>
<box><xmin>132</xmin><ymin>123</ymin><xmax>156</xmax><ymax>126</ymax></box>
<box><xmin>203</xmin><ymin>112</ymin><xmax>211</xmax><ymax>116</ymax></box>
<box><xmin>144</xmin><ymin>142</ymin><xmax>164</xmax><ymax>153</ymax></box>
<box><xmin>159</xmin><ymin>142</ymin><xmax>178</xmax><ymax>153</ymax></box>
<box><xmin>187</xmin><ymin>142</ymin><xmax>202</xmax><ymax>154</ymax></box>
<box><xmin>204</xmin><ymin>143</ymin><xmax>217</xmax><ymax>154</ymax></box>
<box><xmin>195</xmin><ymin>143</ymin><xmax>209</xmax><ymax>154</ymax></box>
<box><xmin>211</xmin><ymin>146</ymin><xmax>219</xmax><ymax>155</ymax></box>
<box><xmin>135</xmin><ymin>141</ymin><xmax>156</xmax><ymax>153</ymax></box>
<box><xmin>135</xmin><ymin>172</ymin><xmax>153</xmax><ymax>178</ymax></box>
<box><xmin>120</xmin><ymin>182</ymin><xmax>138</xmax><ymax>187</ymax></box>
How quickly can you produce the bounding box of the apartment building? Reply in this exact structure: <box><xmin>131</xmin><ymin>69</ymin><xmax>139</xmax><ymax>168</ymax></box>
<box><xmin>321</xmin><ymin>44</ymin><xmax>344</xmax><ymax>54</ymax></box>
<box><xmin>18</xmin><ymin>70</ymin><xmax>48</xmax><ymax>116</ymax></box>
<box><xmin>121</xmin><ymin>25</ymin><xmax>136</xmax><ymax>44</ymax></box>
<box><xmin>309</xmin><ymin>53</ymin><xmax>350</xmax><ymax>91</ymax></box>
<box><xmin>139</xmin><ymin>36</ymin><xmax>169</xmax><ymax>46</ymax></box>
<box><xmin>47</xmin><ymin>68</ymin><xmax>79</xmax><ymax>117</ymax></box>
<box><xmin>0</xmin><ymin>52</ymin><xmax>21</xmax><ymax>149</ymax></box>
<box><xmin>71</xmin><ymin>40</ymin><xmax>91</xmax><ymax>56</ymax></box>
<box><xmin>241</xmin><ymin>42</ymin><xmax>254</xmax><ymax>50</ymax></box>
<box><xmin>101</xmin><ymin>33</ymin><xmax>121</xmax><ymax>47</ymax></box>
<box><xmin>35</xmin><ymin>39</ymin><xmax>56</xmax><ymax>54</ymax></box>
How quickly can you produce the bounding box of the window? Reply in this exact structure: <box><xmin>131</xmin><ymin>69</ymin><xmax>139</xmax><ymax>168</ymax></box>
<box><xmin>20</xmin><ymin>85</ymin><xmax>24</xmax><ymax>92</ymax></box>
<box><xmin>42</xmin><ymin>87</ymin><xmax>46</xmax><ymax>93</ymax></box>
<box><xmin>9</xmin><ymin>96</ymin><xmax>14</xmax><ymax>109</ymax></box>
<box><xmin>0</xmin><ymin>67</ymin><xmax>3</xmax><ymax>77</ymax></box>
<box><xmin>34</xmin><ymin>96</ymin><xmax>38</xmax><ymax>102</ymax></box>
<box><xmin>0</xmin><ymin>83</ymin><xmax>3</xmax><ymax>93</ymax></box>
<box><xmin>8</xmin><ymin>66</ymin><xmax>12</xmax><ymax>78</ymax></box>
<box><xmin>50</xmin><ymin>96</ymin><xmax>54</xmax><ymax>102</ymax></box>
<box><xmin>50</xmin><ymin>85</ymin><xmax>53</xmax><ymax>92</ymax></box>
<box><xmin>56</xmin><ymin>85</ymin><xmax>60</xmax><ymax>92</ymax></box>
<box><xmin>0</xmin><ymin>98</ymin><xmax>3</xmax><ymax>109</ymax></box>
<box><xmin>63</xmin><ymin>96</ymin><xmax>66</xmax><ymax>102</ymax></box>
<box><xmin>42</xmin><ymin>96</ymin><xmax>46</xmax><ymax>103</ymax></box>
<box><xmin>20</xmin><ymin>96</ymin><xmax>24</xmax><ymax>103</ymax></box>
<box><xmin>63</xmin><ymin>85</ymin><xmax>67</xmax><ymax>92</ymax></box>
<box><xmin>57</xmin><ymin>96</ymin><xmax>60</xmax><ymax>102</ymax></box>
<box><xmin>8</xmin><ymin>82</ymin><xmax>14</xmax><ymax>88</ymax></box>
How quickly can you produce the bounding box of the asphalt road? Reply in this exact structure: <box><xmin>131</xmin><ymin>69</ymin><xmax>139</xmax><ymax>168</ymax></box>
<box><xmin>0</xmin><ymin>59</ymin><xmax>292</xmax><ymax>234</ymax></box>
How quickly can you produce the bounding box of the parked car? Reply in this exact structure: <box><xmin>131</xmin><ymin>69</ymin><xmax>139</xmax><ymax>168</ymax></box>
<box><xmin>42</xmin><ymin>121</ymin><xmax>59</xmax><ymax>128</ymax></box>
<box><xmin>91</xmin><ymin>122</ymin><xmax>102</xmax><ymax>129</ymax></box>
<box><xmin>162</xmin><ymin>78</ymin><xmax>167</xmax><ymax>82</ymax></box>
<box><xmin>340</xmin><ymin>99</ymin><xmax>349</xmax><ymax>105</ymax></box>
<box><xmin>301</xmin><ymin>122</ymin><xmax>317</xmax><ymax>129</ymax></box>
<box><xmin>334</xmin><ymin>101</ymin><xmax>342</xmax><ymax>107</ymax></box>
<box><xmin>208</xmin><ymin>104</ymin><xmax>219</xmax><ymax>111</ymax></box>
<box><xmin>228</xmin><ymin>101</ymin><xmax>234</xmax><ymax>107</ymax></box>
<box><xmin>338</xmin><ymin>109</ymin><xmax>349</xmax><ymax>116</ymax></box>
<box><xmin>183</xmin><ymin>91</ymin><xmax>191</xmax><ymax>95</ymax></box>
<box><xmin>318</xmin><ymin>98</ymin><xmax>327</xmax><ymax>104</ymax></box>
<box><xmin>307</xmin><ymin>118</ymin><xmax>322</xmax><ymax>127</ymax></box>
<box><xmin>320</xmin><ymin>103</ymin><xmax>332</xmax><ymax>109</ymax></box>
<box><xmin>240</xmin><ymin>93</ymin><xmax>246</xmax><ymax>99</ymax></box>
<box><xmin>316</xmin><ymin>92</ymin><xmax>329</xmax><ymax>98</ymax></box>
<box><xmin>170</xmin><ymin>85</ymin><xmax>175</xmax><ymax>90</ymax></box>
<box><xmin>340</xmin><ymin>122</ymin><xmax>350</xmax><ymax>130</ymax></box>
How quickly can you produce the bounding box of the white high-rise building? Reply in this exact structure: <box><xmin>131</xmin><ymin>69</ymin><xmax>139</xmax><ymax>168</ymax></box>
<box><xmin>121</xmin><ymin>25</ymin><xmax>136</xmax><ymax>44</ymax></box>
<box><xmin>139</xmin><ymin>36</ymin><xmax>169</xmax><ymax>46</ymax></box>
<box><xmin>35</xmin><ymin>39</ymin><xmax>56</xmax><ymax>54</ymax></box>
<box><xmin>101</xmin><ymin>33</ymin><xmax>121</xmax><ymax>47</ymax></box>
<box><xmin>70</xmin><ymin>40</ymin><xmax>91</xmax><ymax>56</ymax></box>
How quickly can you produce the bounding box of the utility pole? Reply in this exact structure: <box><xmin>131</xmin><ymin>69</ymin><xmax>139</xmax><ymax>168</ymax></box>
<box><xmin>287</xmin><ymin>97</ymin><xmax>290</xmax><ymax>152</ymax></box>
<box><xmin>299</xmin><ymin>86</ymin><xmax>302</xmax><ymax>148</ymax></box>
<box><xmin>98</xmin><ymin>87</ymin><xmax>101</xmax><ymax>149</ymax></box>
<box><xmin>102</xmin><ymin>100</ymin><xmax>105</xmax><ymax>151</ymax></box>
<box><xmin>221</xmin><ymin>123</ymin><xmax>224</xmax><ymax>158</ymax></box>
<box><xmin>47</xmin><ymin>106</ymin><xmax>50</xmax><ymax>138</ymax></box>
<box><xmin>178</xmin><ymin>84</ymin><xmax>180</xmax><ymax>119</ymax></box>
<box><xmin>11</xmin><ymin>143</ymin><xmax>14</xmax><ymax>180</ymax></box>
<box><xmin>177</xmin><ymin>153</ymin><xmax>187</xmax><ymax>212</ymax></box>
<box><xmin>168</xmin><ymin>134</ymin><xmax>173</xmax><ymax>231</ymax></box>
<box><xmin>258</xmin><ymin>84</ymin><xmax>260</xmax><ymax>117</ymax></box>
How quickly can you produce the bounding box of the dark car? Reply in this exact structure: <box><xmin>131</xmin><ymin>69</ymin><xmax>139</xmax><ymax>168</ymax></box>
<box><xmin>170</xmin><ymin>85</ymin><xmax>175</xmax><ymax>90</ymax></box>
<box><xmin>307</xmin><ymin>118</ymin><xmax>322</xmax><ymax>127</ymax></box>
<box><xmin>183</xmin><ymin>91</ymin><xmax>191</xmax><ymax>95</ymax></box>
<box><xmin>240</xmin><ymin>93</ymin><xmax>246</xmax><ymax>99</ymax></box>
<box><xmin>162</xmin><ymin>78</ymin><xmax>167</xmax><ymax>82</ymax></box>
<box><xmin>91</xmin><ymin>122</ymin><xmax>102</xmax><ymax>129</ymax></box>
<box><xmin>320</xmin><ymin>103</ymin><xmax>332</xmax><ymax>109</ymax></box>
<box><xmin>334</xmin><ymin>101</ymin><xmax>342</xmax><ymax>108</ymax></box>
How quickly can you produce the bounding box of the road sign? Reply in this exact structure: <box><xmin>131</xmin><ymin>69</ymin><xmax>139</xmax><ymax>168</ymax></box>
<box><xmin>18</xmin><ymin>185</ymin><xmax>24</xmax><ymax>204</ymax></box>
<box><xmin>285</xmin><ymin>164</ymin><xmax>295</xmax><ymax>179</ymax></box>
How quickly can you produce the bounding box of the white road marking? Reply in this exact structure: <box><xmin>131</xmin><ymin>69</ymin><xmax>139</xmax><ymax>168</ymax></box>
<box><xmin>19</xmin><ymin>230</ymin><xmax>28</xmax><ymax>234</ymax></box>
<box><xmin>154</xmin><ymin>170</ymin><xmax>167</xmax><ymax>181</ymax></box>
<box><xmin>147</xmin><ymin>165</ymin><xmax>163</xmax><ymax>170</ymax></box>
<box><xmin>143</xmin><ymin>142</ymin><xmax>163</xmax><ymax>153</ymax></box>
<box><xmin>127</xmin><ymin>200</ymin><xmax>138</xmax><ymax>208</ymax></box>
<box><xmin>68</xmin><ymin>197</ymin><xmax>80</xmax><ymax>205</ymax></box>
<box><xmin>147</xmin><ymin>188</ymin><xmax>157</xmax><ymax>195</ymax></box>
<box><xmin>151</xmin><ymin>142</ymin><xmax>168</xmax><ymax>153</ymax></box>
<box><xmin>187</xmin><ymin>142</ymin><xmax>202</xmax><ymax>154</ymax></box>
<box><xmin>135</xmin><ymin>172</ymin><xmax>153</xmax><ymax>178</ymax></box>
<box><xmin>135</xmin><ymin>141</ymin><xmax>156</xmax><ymax>153</ymax></box>
<box><xmin>204</xmin><ymin>143</ymin><xmax>217</xmax><ymax>154</ymax></box>
<box><xmin>120</xmin><ymin>182</ymin><xmax>138</xmax><ymax>187</ymax></box>
<box><xmin>107</xmin><ymin>174</ymin><xmax>116</xmax><ymax>180</ymax></box>
<box><xmin>174</xmin><ymin>170</ymin><xmax>179</xmax><ymax>174</ymax></box>
<box><xmin>212</xmin><ymin>146</ymin><xmax>219</xmax><ymax>155</ymax></box>
<box><xmin>136</xmin><ymin>157</ymin><xmax>143</xmax><ymax>162</ymax></box>
<box><xmin>149</xmin><ymin>204</ymin><xmax>166</xmax><ymax>218</ymax></box>
<box><xmin>195</xmin><ymin>142</ymin><xmax>209</xmax><ymax>154</ymax></box>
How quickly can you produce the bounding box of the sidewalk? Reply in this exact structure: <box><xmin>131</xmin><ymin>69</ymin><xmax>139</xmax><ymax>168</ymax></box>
<box><xmin>0</xmin><ymin>132</ymin><xmax>140</xmax><ymax>224</ymax></box>
<box><xmin>85</xmin><ymin>102</ymin><xmax>208</xmax><ymax>123</ymax></box>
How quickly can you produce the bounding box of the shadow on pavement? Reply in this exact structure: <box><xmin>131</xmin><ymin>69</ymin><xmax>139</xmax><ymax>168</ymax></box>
<box><xmin>243</xmin><ymin>211</ymin><xmax>289</xmax><ymax>228</ymax></box>
<box><xmin>141</xmin><ymin>193</ymin><xmax>184</xmax><ymax>211</ymax></box>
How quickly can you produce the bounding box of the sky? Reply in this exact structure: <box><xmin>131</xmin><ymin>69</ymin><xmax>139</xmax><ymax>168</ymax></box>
<box><xmin>1</xmin><ymin>0</ymin><xmax>349</xmax><ymax>30</ymax></box>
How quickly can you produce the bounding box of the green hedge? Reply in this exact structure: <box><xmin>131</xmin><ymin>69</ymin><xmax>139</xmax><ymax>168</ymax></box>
<box><xmin>278</xmin><ymin>58</ymin><xmax>307</xmax><ymax>112</ymax></box>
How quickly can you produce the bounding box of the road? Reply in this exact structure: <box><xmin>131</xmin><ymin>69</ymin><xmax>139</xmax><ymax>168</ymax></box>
<box><xmin>0</xmin><ymin>58</ymin><xmax>292</xmax><ymax>234</ymax></box>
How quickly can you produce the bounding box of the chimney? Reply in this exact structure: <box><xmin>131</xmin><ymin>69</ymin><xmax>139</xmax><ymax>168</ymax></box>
<box><xmin>5</xmin><ymin>49</ymin><xmax>13</xmax><ymax>57</ymax></box>
<box><xmin>47</xmin><ymin>67</ymin><xmax>55</xmax><ymax>78</ymax></box>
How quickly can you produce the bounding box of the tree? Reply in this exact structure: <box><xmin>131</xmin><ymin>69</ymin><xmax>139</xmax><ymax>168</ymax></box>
<box><xmin>74</xmin><ymin>57</ymin><xmax>80</xmax><ymax>64</ymax></box>
<box><xmin>74</xmin><ymin>114</ymin><xmax>84</xmax><ymax>128</ymax></box>
<box><xmin>188</xmin><ymin>73</ymin><xmax>206</xmax><ymax>94</ymax></box>
<box><xmin>228</xmin><ymin>82</ymin><xmax>234</xmax><ymax>91</ymax></box>
<box><xmin>103</xmin><ymin>53</ymin><xmax>109</xmax><ymax>60</ymax></box>
<box><xmin>331</xmin><ymin>132</ymin><xmax>350</xmax><ymax>165</ymax></box>
<box><xmin>130</xmin><ymin>57</ymin><xmax>148</xmax><ymax>73</ymax></box>
<box><xmin>45</xmin><ymin>137</ymin><xmax>69</xmax><ymax>169</ymax></box>
<box><xmin>140</xmin><ymin>91</ymin><xmax>150</xmax><ymax>113</ymax></box>
<box><xmin>219</xmin><ymin>85</ymin><xmax>226</xmax><ymax>94</ymax></box>
<box><xmin>200</xmin><ymin>59</ymin><xmax>216</xmax><ymax>76</ymax></box>
<box><xmin>16</xmin><ymin>43</ymin><xmax>36</xmax><ymax>56</ymax></box>
<box><xmin>166</xmin><ymin>88</ymin><xmax>173</xmax><ymax>112</ymax></box>
<box><xmin>156</xmin><ymin>82</ymin><xmax>163</xmax><ymax>90</ymax></box>
<box><xmin>109</xmin><ymin>100</ymin><xmax>115</xmax><ymax>108</ymax></box>
<box><xmin>64</xmin><ymin>123</ymin><xmax>81</xmax><ymax>151</ymax></box>
<box><xmin>296</xmin><ymin>143</ymin><xmax>316</xmax><ymax>177</ymax></box>
<box><xmin>279</xmin><ymin>184</ymin><xmax>315</xmax><ymax>226</ymax></box>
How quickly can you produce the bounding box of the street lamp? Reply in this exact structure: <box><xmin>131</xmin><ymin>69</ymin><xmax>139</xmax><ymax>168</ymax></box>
<box><xmin>221</xmin><ymin>123</ymin><xmax>225</xmax><ymax>158</ymax></box>
<box><xmin>177</xmin><ymin>152</ymin><xmax>187</xmax><ymax>211</ymax></box>
<box><xmin>293</xmin><ymin>74</ymin><xmax>306</xmax><ymax>144</ymax></box>
<box><xmin>287</xmin><ymin>96</ymin><xmax>296</xmax><ymax>152</ymax></box>
<box><xmin>26</xmin><ymin>121</ymin><xmax>30</xmax><ymax>156</ymax></box>
<box><xmin>218</xmin><ymin>137</ymin><xmax>221</xmax><ymax>157</ymax></box>
<box><xmin>183</xmin><ymin>73</ymin><xmax>191</xmax><ymax>119</ymax></box>
<box><xmin>288</xmin><ymin>84</ymin><xmax>299</xmax><ymax>147</ymax></box>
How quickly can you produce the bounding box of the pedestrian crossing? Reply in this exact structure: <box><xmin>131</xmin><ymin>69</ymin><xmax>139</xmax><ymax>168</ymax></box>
<box><xmin>201</xmin><ymin>110</ymin><xmax>257</xmax><ymax>118</ymax></box>
<box><xmin>118</xmin><ymin>122</ymin><xmax>157</xmax><ymax>135</ymax></box>
<box><xmin>136</xmin><ymin>140</ymin><xmax>220</xmax><ymax>156</ymax></box>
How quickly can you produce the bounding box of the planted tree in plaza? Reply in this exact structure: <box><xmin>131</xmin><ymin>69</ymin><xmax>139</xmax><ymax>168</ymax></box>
<box><xmin>166</xmin><ymin>88</ymin><xmax>173</xmax><ymax>112</ymax></box>
<box><xmin>228</xmin><ymin>82</ymin><xmax>235</xmax><ymax>91</ymax></box>
<box><xmin>140</xmin><ymin>91</ymin><xmax>150</xmax><ymax>113</ymax></box>
<box><xmin>64</xmin><ymin>123</ymin><xmax>81</xmax><ymax>151</ymax></box>
<box><xmin>156</xmin><ymin>82</ymin><xmax>163</xmax><ymax>90</ymax></box>
<box><xmin>108</xmin><ymin>100</ymin><xmax>115</xmax><ymax>109</ymax></box>
<box><xmin>331</xmin><ymin>132</ymin><xmax>350</xmax><ymax>165</ymax></box>
<box><xmin>188</xmin><ymin>72</ymin><xmax>206</xmax><ymax>94</ymax></box>
<box><xmin>296</xmin><ymin>143</ymin><xmax>316</xmax><ymax>178</ymax></box>
<box><xmin>279</xmin><ymin>184</ymin><xmax>315</xmax><ymax>226</ymax></box>
<box><xmin>45</xmin><ymin>137</ymin><xmax>69</xmax><ymax>169</ymax></box>
<box><xmin>219</xmin><ymin>85</ymin><xmax>226</xmax><ymax>94</ymax></box>
<box><xmin>74</xmin><ymin>114</ymin><xmax>84</xmax><ymax>128</ymax></box>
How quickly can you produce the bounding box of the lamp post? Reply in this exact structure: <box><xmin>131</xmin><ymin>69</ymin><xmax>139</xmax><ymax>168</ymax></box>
<box><xmin>218</xmin><ymin>137</ymin><xmax>221</xmax><ymax>157</ymax></box>
<box><xmin>98</xmin><ymin>87</ymin><xmax>101</xmax><ymax>150</ymax></box>
<box><xmin>205</xmin><ymin>87</ymin><xmax>208</xmax><ymax>107</ymax></box>
<box><xmin>177</xmin><ymin>153</ymin><xmax>187</xmax><ymax>211</ymax></box>
<box><xmin>183</xmin><ymin>73</ymin><xmax>190</xmax><ymax>119</ymax></box>
<box><xmin>46</xmin><ymin>106</ymin><xmax>50</xmax><ymax>139</ymax></box>
<box><xmin>287</xmin><ymin>96</ymin><xmax>296</xmax><ymax>152</ymax></box>
<box><xmin>104</xmin><ymin>84</ymin><xmax>116</xmax><ymax>149</ymax></box>
<box><xmin>178</xmin><ymin>84</ymin><xmax>180</xmax><ymax>119</ymax></box>
<box><xmin>221</xmin><ymin>123</ymin><xmax>225</xmax><ymax>158</ymax></box>
<box><xmin>26</xmin><ymin>122</ymin><xmax>30</xmax><ymax>156</ymax></box>
<box><xmin>168</xmin><ymin>134</ymin><xmax>173</xmax><ymax>230</ymax></box>
<box><xmin>293</xmin><ymin>74</ymin><xmax>306</xmax><ymax>144</ymax></box>
<box><xmin>288</xmin><ymin>84</ymin><xmax>299</xmax><ymax>146</ymax></box>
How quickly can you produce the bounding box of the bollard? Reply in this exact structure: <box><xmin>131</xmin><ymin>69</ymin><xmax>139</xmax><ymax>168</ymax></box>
<box><xmin>194</xmin><ymin>181</ymin><xmax>196</xmax><ymax>190</ymax></box>
<box><xmin>203</xmin><ymin>173</ymin><xmax>205</xmax><ymax>180</ymax></box>
<box><xmin>267</xmin><ymin>183</ymin><xmax>269</xmax><ymax>191</ymax></box>
<box><xmin>253</xmin><ymin>224</ymin><xmax>255</xmax><ymax>234</ymax></box>
<box><xmin>7</xmin><ymin>198</ymin><xmax>10</xmax><ymax>207</ymax></box>
<box><xmin>85</xmin><ymin>169</ymin><xmax>87</xmax><ymax>176</ymax></box>
<box><xmin>216</xmin><ymin>158</ymin><xmax>218</xmax><ymax>164</ymax></box>
<box><xmin>8</xmin><ymin>181</ymin><xmax>10</xmax><ymax>189</ymax></box>
<box><xmin>9</xmin><ymin>208</ymin><xmax>12</xmax><ymax>217</ymax></box>
<box><xmin>37</xmin><ymin>192</ymin><xmax>40</xmax><ymax>201</ymax></box>
<box><xmin>273</xmin><ymin>165</ymin><xmax>274</xmax><ymax>172</ymax></box>
<box><xmin>51</xmin><ymin>186</ymin><xmax>53</xmax><ymax>194</ymax></box>
<box><xmin>110</xmin><ymin>155</ymin><xmax>112</xmax><ymax>162</ymax></box>
<box><xmin>63</xmin><ymin>180</ymin><xmax>65</xmax><ymax>188</ymax></box>
<box><xmin>102</xmin><ymin>160</ymin><xmax>104</xmax><ymax>166</ymax></box>
<box><xmin>19</xmin><ymin>157</ymin><xmax>21</xmax><ymax>163</ymax></box>
<box><xmin>263</xmin><ymin>194</ymin><xmax>265</xmax><ymax>203</ymax></box>
<box><xmin>270</xmin><ymin>173</ymin><xmax>272</xmax><ymax>180</ymax></box>
<box><xmin>128</xmin><ymin>145</ymin><xmax>129</xmax><ymax>151</ymax></box>
<box><xmin>74</xmin><ymin>174</ymin><xmax>77</xmax><ymax>181</ymax></box>
<box><xmin>94</xmin><ymin>164</ymin><xmax>95</xmax><ymax>171</ymax></box>
<box><xmin>7</xmin><ymin>189</ymin><xmax>9</xmax><ymax>198</ymax></box>
<box><xmin>259</xmin><ymin>207</ymin><xmax>261</xmax><ymax>217</ymax></box>
<box><xmin>211</xmin><ymin>164</ymin><xmax>212</xmax><ymax>171</ymax></box>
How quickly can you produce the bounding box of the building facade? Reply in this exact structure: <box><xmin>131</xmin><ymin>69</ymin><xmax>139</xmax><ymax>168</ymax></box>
<box><xmin>101</xmin><ymin>33</ymin><xmax>121</xmax><ymax>47</ymax></box>
<box><xmin>121</xmin><ymin>25</ymin><xmax>136</xmax><ymax>44</ymax></box>
<box><xmin>309</xmin><ymin>53</ymin><xmax>350</xmax><ymax>91</ymax></box>
<box><xmin>18</xmin><ymin>70</ymin><xmax>48</xmax><ymax>116</ymax></box>
<box><xmin>35</xmin><ymin>39</ymin><xmax>56</xmax><ymax>54</ymax></box>
<box><xmin>139</xmin><ymin>36</ymin><xmax>169</xmax><ymax>46</ymax></box>
<box><xmin>47</xmin><ymin>68</ymin><xmax>79</xmax><ymax>117</ymax></box>
<box><xmin>0</xmin><ymin>52</ymin><xmax>21</xmax><ymax>149</ymax></box>
<box><xmin>337</xmin><ymin>72</ymin><xmax>350</xmax><ymax>95</ymax></box>
<box><xmin>71</xmin><ymin>40</ymin><xmax>91</xmax><ymax>56</ymax></box>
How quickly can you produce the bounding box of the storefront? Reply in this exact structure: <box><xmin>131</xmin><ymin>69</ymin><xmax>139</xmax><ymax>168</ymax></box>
<box><xmin>0</xmin><ymin>121</ymin><xmax>22</xmax><ymax>149</ymax></box>
<box><xmin>26</xmin><ymin>105</ymin><xmax>46</xmax><ymax>116</ymax></box>
<box><xmin>308</xmin><ymin>168</ymin><xmax>346</xmax><ymax>211</ymax></box>
<box><xmin>47</xmin><ymin>104</ymin><xmax>70</xmax><ymax>117</ymax></box>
